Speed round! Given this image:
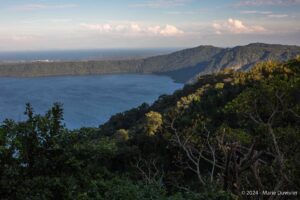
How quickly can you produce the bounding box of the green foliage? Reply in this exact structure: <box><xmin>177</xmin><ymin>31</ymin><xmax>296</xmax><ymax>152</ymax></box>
<box><xmin>215</xmin><ymin>82</ymin><xmax>224</xmax><ymax>89</ymax></box>
<box><xmin>115</xmin><ymin>129</ymin><xmax>130</xmax><ymax>141</ymax></box>
<box><xmin>1</xmin><ymin>59</ymin><xmax>299</xmax><ymax>199</ymax></box>
<box><xmin>216</xmin><ymin>125</ymin><xmax>252</xmax><ymax>145</ymax></box>
<box><xmin>145</xmin><ymin>111</ymin><xmax>163</xmax><ymax>136</ymax></box>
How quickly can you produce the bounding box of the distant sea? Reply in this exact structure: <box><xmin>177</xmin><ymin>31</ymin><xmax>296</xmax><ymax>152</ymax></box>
<box><xmin>0</xmin><ymin>48</ymin><xmax>178</xmax><ymax>62</ymax></box>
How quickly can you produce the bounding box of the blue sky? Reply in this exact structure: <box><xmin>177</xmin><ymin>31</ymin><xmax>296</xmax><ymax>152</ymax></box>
<box><xmin>0</xmin><ymin>0</ymin><xmax>299</xmax><ymax>51</ymax></box>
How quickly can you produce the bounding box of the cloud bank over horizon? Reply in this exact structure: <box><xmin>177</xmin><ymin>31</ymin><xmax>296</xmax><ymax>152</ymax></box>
<box><xmin>0</xmin><ymin>0</ymin><xmax>299</xmax><ymax>51</ymax></box>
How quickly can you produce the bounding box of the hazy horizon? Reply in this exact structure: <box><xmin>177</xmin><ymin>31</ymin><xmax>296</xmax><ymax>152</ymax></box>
<box><xmin>0</xmin><ymin>47</ymin><xmax>182</xmax><ymax>53</ymax></box>
<box><xmin>0</xmin><ymin>48</ymin><xmax>181</xmax><ymax>62</ymax></box>
<box><xmin>1</xmin><ymin>0</ymin><xmax>300</xmax><ymax>51</ymax></box>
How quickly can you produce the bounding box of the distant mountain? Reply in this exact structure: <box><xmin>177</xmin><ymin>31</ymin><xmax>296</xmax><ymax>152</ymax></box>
<box><xmin>155</xmin><ymin>43</ymin><xmax>300</xmax><ymax>82</ymax></box>
<box><xmin>0</xmin><ymin>43</ymin><xmax>299</xmax><ymax>83</ymax></box>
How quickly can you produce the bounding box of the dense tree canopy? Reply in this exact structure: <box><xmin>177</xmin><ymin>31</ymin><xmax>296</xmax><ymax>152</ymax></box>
<box><xmin>0</xmin><ymin>58</ymin><xmax>299</xmax><ymax>199</ymax></box>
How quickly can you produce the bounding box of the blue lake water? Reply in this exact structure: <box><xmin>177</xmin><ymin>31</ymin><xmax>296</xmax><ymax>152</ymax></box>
<box><xmin>0</xmin><ymin>74</ymin><xmax>182</xmax><ymax>129</ymax></box>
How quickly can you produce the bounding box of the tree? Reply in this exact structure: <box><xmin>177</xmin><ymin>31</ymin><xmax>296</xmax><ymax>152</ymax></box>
<box><xmin>115</xmin><ymin>129</ymin><xmax>130</xmax><ymax>141</ymax></box>
<box><xmin>145</xmin><ymin>111</ymin><xmax>163</xmax><ymax>136</ymax></box>
<box><xmin>225</xmin><ymin>74</ymin><xmax>300</xmax><ymax>195</ymax></box>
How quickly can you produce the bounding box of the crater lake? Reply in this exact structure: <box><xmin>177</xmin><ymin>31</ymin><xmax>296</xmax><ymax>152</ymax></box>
<box><xmin>0</xmin><ymin>74</ymin><xmax>183</xmax><ymax>129</ymax></box>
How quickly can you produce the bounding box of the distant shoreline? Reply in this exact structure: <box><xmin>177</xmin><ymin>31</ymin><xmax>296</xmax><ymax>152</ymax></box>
<box><xmin>1</xmin><ymin>43</ymin><xmax>299</xmax><ymax>84</ymax></box>
<box><xmin>0</xmin><ymin>48</ymin><xmax>179</xmax><ymax>63</ymax></box>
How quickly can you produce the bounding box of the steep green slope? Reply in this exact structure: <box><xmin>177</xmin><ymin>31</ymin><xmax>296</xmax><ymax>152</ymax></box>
<box><xmin>0</xmin><ymin>43</ymin><xmax>299</xmax><ymax>83</ymax></box>
<box><xmin>162</xmin><ymin>43</ymin><xmax>300</xmax><ymax>82</ymax></box>
<box><xmin>2</xmin><ymin>58</ymin><xmax>299</xmax><ymax>199</ymax></box>
<box><xmin>141</xmin><ymin>45</ymin><xmax>223</xmax><ymax>72</ymax></box>
<box><xmin>99</xmin><ymin>58</ymin><xmax>300</xmax><ymax>198</ymax></box>
<box><xmin>205</xmin><ymin>43</ymin><xmax>300</xmax><ymax>72</ymax></box>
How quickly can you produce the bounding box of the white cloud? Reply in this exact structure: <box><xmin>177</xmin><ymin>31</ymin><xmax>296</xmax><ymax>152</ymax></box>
<box><xmin>260</xmin><ymin>11</ymin><xmax>273</xmax><ymax>14</ymax></box>
<box><xmin>160</xmin><ymin>24</ymin><xmax>184</xmax><ymax>36</ymax></box>
<box><xmin>80</xmin><ymin>22</ymin><xmax>184</xmax><ymax>37</ymax></box>
<box><xmin>239</xmin><ymin>10</ymin><xmax>289</xmax><ymax>18</ymax></box>
<box><xmin>11</xmin><ymin>4</ymin><xmax>78</xmax><ymax>11</ymax></box>
<box><xmin>131</xmin><ymin>24</ymin><xmax>142</xmax><ymax>32</ymax></box>
<box><xmin>236</xmin><ymin>0</ymin><xmax>300</xmax><ymax>6</ymax></box>
<box><xmin>147</xmin><ymin>24</ymin><xmax>184</xmax><ymax>36</ymax></box>
<box><xmin>131</xmin><ymin>0</ymin><xmax>191</xmax><ymax>8</ymax></box>
<box><xmin>268</xmin><ymin>14</ymin><xmax>289</xmax><ymax>18</ymax></box>
<box><xmin>213</xmin><ymin>18</ymin><xmax>266</xmax><ymax>34</ymax></box>
<box><xmin>240</xmin><ymin>10</ymin><xmax>289</xmax><ymax>19</ymax></box>
<box><xmin>115</xmin><ymin>25</ymin><xmax>126</xmax><ymax>32</ymax></box>
<box><xmin>103</xmin><ymin>24</ymin><xmax>112</xmax><ymax>32</ymax></box>
<box><xmin>164</xmin><ymin>11</ymin><xmax>196</xmax><ymax>15</ymax></box>
<box><xmin>148</xmin><ymin>26</ymin><xmax>162</xmax><ymax>35</ymax></box>
<box><xmin>49</xmin><ymin>18</ymin><xmax>73</xmax><ymax>23</ymax></box>
<box><xmin>240</xmin><ymin>10</ymin><xmax>272</xmax><ymax>14</ymax></box>
<box><xmin>240</xmin><ymin>10</ymin><xmax>259</xmax><ymax>14</ymax></box>
<box><xmin>11</xmin><ymin>35</ymin><xmax>35</xmax><ymax>42</ymax></box>
<box><xmin>80</xmin><ymin>23</ymin><xmax>116</xmax><ymax>33</ymax></box>
<box><xmin>80</xmin><ymin>23</ymin><xmax>103</xmax><ymax>31</ymax></box>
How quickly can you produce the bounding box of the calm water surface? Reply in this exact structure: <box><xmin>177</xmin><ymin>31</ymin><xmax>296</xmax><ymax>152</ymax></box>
<box><xmin>0</xmin><ymin>74</ymin><xmax>182</xmax><ymax>129</ymax></box>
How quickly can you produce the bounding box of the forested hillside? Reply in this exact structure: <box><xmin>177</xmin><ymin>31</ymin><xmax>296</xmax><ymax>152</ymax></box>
<box><xmin>1</xmin><ymin>58</ymin><xmax>299</xmax><ymax>199</ymax></box>
<box><xmin>1</xmin><ymin>43</ymin><xmax>299</xmax><ymax>83</ymax></box>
